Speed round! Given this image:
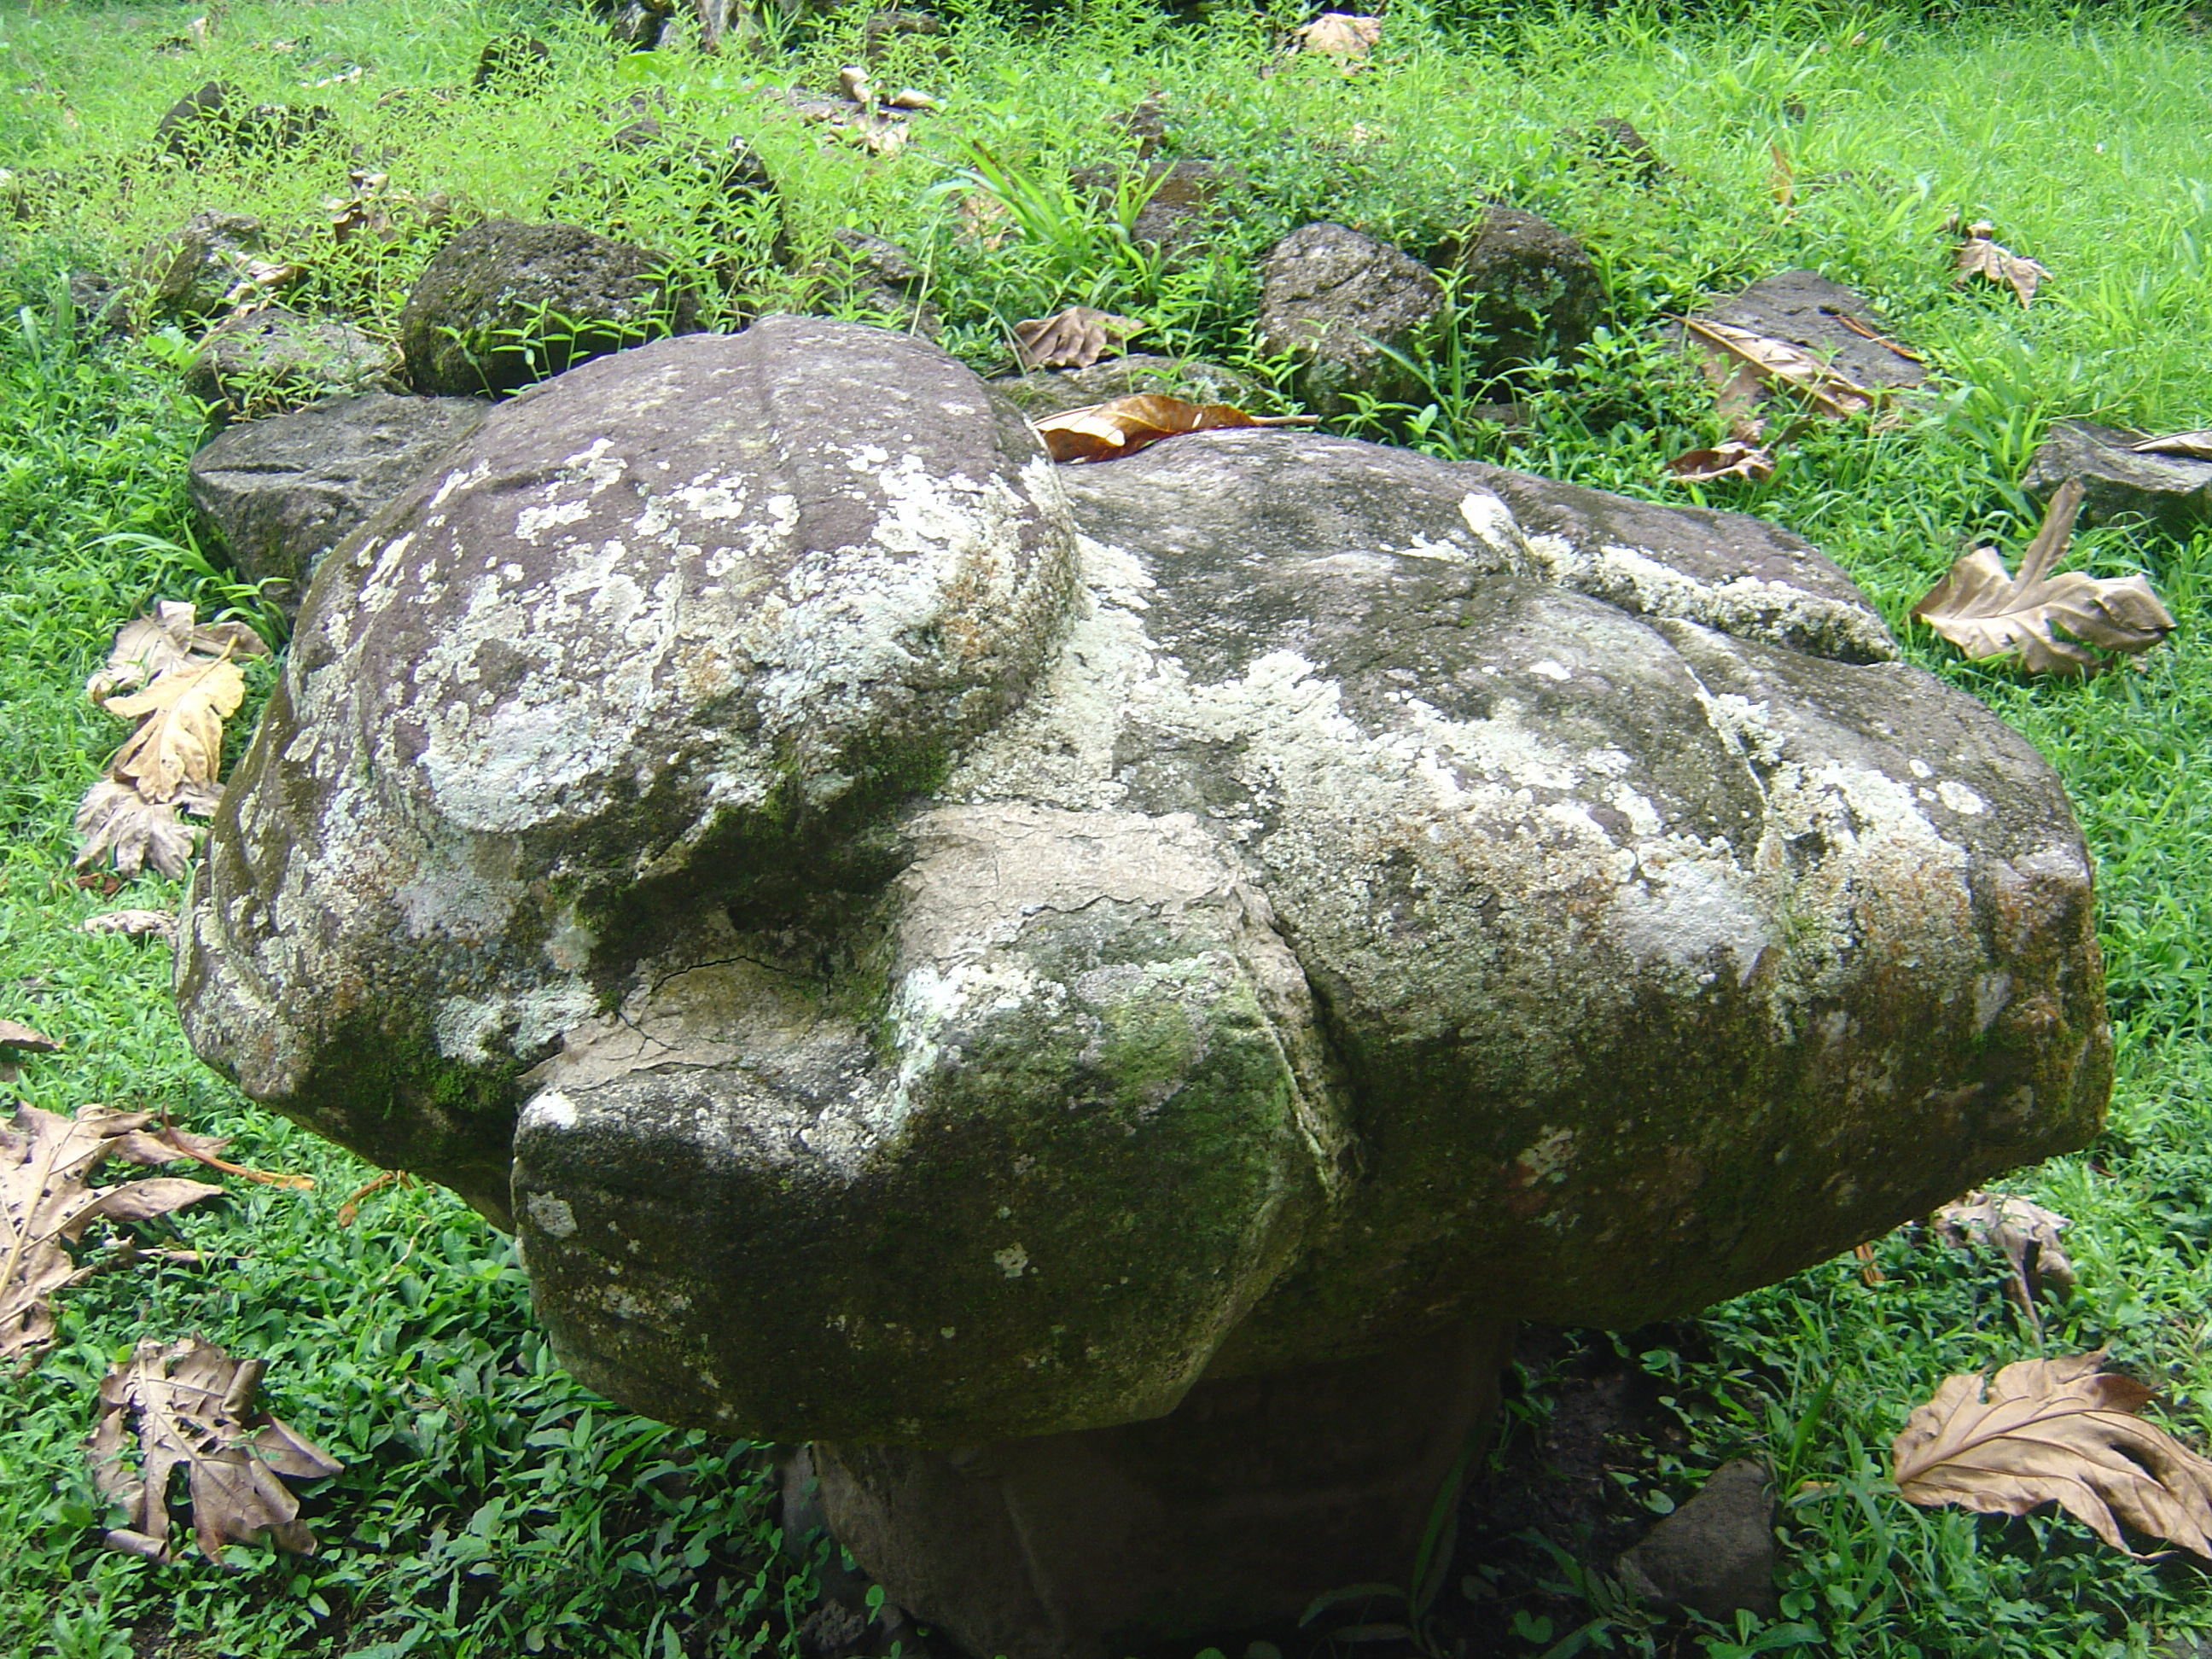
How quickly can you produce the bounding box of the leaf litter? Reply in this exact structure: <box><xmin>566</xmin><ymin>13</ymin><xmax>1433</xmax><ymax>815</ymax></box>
<box><xmin>1953</xmin><ymin>218</ymin><xmax>2050</xmax><ymax>308</ymax></box>
<box><xmin>88</xmin><ymin>1336</ymin><xmax>342</xmax><ymax>1561</ymax></box>
<box><xmin>1911</xmin><ymin>478</ymin><xmax>2175</xmax><ymax>676</ymax></box>
<box><xmin>75</xmin><ymin>602</ymin><xmax>268</xmax><ymax>881</ymax></box>
<box><xmin>1668</xmin><ymin>443</ymin><xmax>1776</xmax><ymax>485</ymax></box>
<box><xmin>1894</xmin><ymin>1351</ymin><xmax>2212</xmax><ymax>1560</ymax></box>
<box><xmin>1931</xmin><ymin>1189</ymin><xmax>2075</xmax><ymax>1332</ymax></box>
<box><xmin>1012</xmin><ymin>306</ymin><xmax>1143</xmax><ymax>371</ymax></box>
<box><xmin>1033</xmin><ymin>394</ymin><xmax>1317</xmax><ymax>463</ymax></box>
<box><xmin>2</xmin><ymin>1103</ymin><xmax>225</xmax><ymax>1362</ymax></box>
<box><xmin>2130</xmin><ymin>429</ymin><xmax>2212</xmax><ymax>461</ymax></box>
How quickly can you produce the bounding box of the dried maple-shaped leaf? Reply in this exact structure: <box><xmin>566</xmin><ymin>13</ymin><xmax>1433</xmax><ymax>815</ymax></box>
<box><xmin>80</xmin><ymin>909</ymin><xmax>176</xmax><ymax>942</ymax></box>
<box><xmin>87</xmin><ymin>601</ymin><xmax>269</xmax><ymax>701</ymax></box>
<box><xmin>1012</xmin><ymin>306</ymin><xmax>1144</xmax><ymax>371</ymax></box>
<box><xmin>2130</xmin><ymin>429</ymin><xmax>2212</xmax><ymax>461</ymax></box>
<box><xmin>73</xmin><ymin>781</ymin><xmax>206</xmax><ymax>882</ymax></box>
<box><xmin>1680</xmin><ymin>316</ymin><xmax>1879</xmax><ymax>420</ymax></box>
<box><xmin>1894</xmin><ymin>1351</ymin><xmax>2212</xmax><ymax>1559</ymax></box>
<box><xmin>1934</xmin><ymin>1189</ymin><xmax>2075</xmax><ymax>1331</ymax></box>
<box><xmin>1297</xmin><ymin>13</ymin><xmax>1382</xmax><ymax>63</ymax></box>
<box><xmin>87</xmin><ymin>1336</ymin><xmax>342</xmax><ymax>1561</ymax></box>
<box><xmin>101</xmin><ymin>655</ymin><xmax>246</xmax><ymax>803</ymax></box>
<box><xmin>3</xmin><ymin>1105</ymin><xmax>224</xmax><ymax>1360</ymax></box>
<box><xmin>1033</xmin><ymin>394</ymin><xmax>1317</xmax><ymax>463</ymax></box>
<box><xmin>1954</xmin><ymin>220</ymin><xmax>2049</xmax><ymax>308</ymax></box>
<box><xmin>1668</xmin><ymin>443</ymin><xmax>1776</xmax><ymax>484</ymax></box>
<box><xmin>1912</xmin><ymin>478</ymin><xmax>2176</xmax><ymax>676</ymax></box>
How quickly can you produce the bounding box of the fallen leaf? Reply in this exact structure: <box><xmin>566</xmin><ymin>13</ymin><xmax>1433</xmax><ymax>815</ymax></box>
<box><xmin>1297</xmin><ymin>13</ymin><xmax>1382</xmax><ymax>63</ymax></box>
<box><xmin>1668</xmin><ymin>443</ymin><xmax>1776</xmax><ymax>484</ymax></box>
<box><xmin>2130</xmin><ymin>429</ymin><xmax>2212</xmax><ymax>461</ymax></box>
<box><xmin>957</xmin><ymin>191</ymin><xmax>1014</xmax><ymax>250</ymax></box>
<box><xmin>1894</xmin><ymin>1351</ymin><xmax>2212</xmax><ymax>1559</ymax></box>
<box><xmin>73</xmin><ymin>782</ymin><xmax>205</xmax><ymax>882</ymax></box>
<box><xmin>337</xmin><ymin>1168</ymin><xmax>414</xmax><ymax>1227</ymax></box>
<box><xmin>1853</xmin><ymin>1240</ymin><xmax>1884</xmax><ymax>1285</ymax></box>
<box><xmin>886</xmin><ymin>88</ymin><xmax>936</xmax><ymax>112</ymax></box>
<box><xmin>1832</xmin><ymin>311</ymin><xmax>1925</xmax><ymax>364</ymax></box>
<box><xmin>87</xmin><ymin>601</ymin><xmax>269</xmax><ymax>701</ymax></box>
<box><xmin>1679</xmin><ymin>316</ymin><xmax>1880</xmax><ymax>420</ymax></box>
<box><xmin>80</xmin><ymin>910</ymin><xmax>177</xmax><ymax>942</ymax></box>
<box><xmin>1911</xmin><ymin>479</ymin><xmax>2177</xmax><ymax>675</ymax></box>
<box><xmin>1933</xmin><ymin>1189</ymin><xmax>2075</xmax><ymax>1330</ymax></box>
<box><xmin>3</xmin><ymin>1104</ymin><xmax>224</xmax><ymax>1361</ymax></box>
<box><xmin>0</xmin><ymin>1020</ymin><xmax>61</xmax><ymax>1055</ymax></box>
<box><xmin>1012</xmin><ymin>306</ymin><xmax>1144</xmax><ymax>371</ymax></box>
<box><xmin>836</xmin><ymin>64</ymin><xmax>876</xmax><ymax>107</ymax></box>
<box><xmin>101</xmin><ymin>656</ymin><xmax>246</xmax><ymax>805</ymax></box>
<box><xmin>87</xmin><ymin>1336</ymin><xmax>342</xmax><ymax>1561</ymax></box>
<box><xmin>1033</xmin><ymin>394</ymin><xmax>1318</xmax><ymax>463</ymax></box>
<box><xmin>1954</xmin><ymin>220</ymin><xmax>2049</xmax><ymax>308</ymax></box>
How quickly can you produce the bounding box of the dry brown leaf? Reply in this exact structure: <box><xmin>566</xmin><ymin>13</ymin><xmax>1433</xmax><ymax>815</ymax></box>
<box><xmin>87</xmin><ymin>1336</ymin><xmax>342</xmax><ymax>1561</ymax></box>
<box><xmin>3</xmin><ymin>1104</ymin><xmax>224</xmax><ymax>1360</ymax></box>
<box><xmin>87</xmin><ymin>600</ymin><xmax>269</xmax><ymax>701</ymax></box>
<box><xmin>1954</xmin><ymin>220</ymin><xmax>2050</xmax><ymax>308</ymax></box>
<box><xmin>886</xmin><ymin>88</ymin><xmax>937</xmax><ymax>112</ymax></box>
<box><xmin>336</xmin><ymin>1168</ymin><xmax>415</xmax><ymax>1227</ymax></box>
<box><xmin>1297</xmin><ymin>13</ymin><xmax>1382</xmax><ymax>63</ymax></box>
<box><xmin>1911</xmin><ymin>478</ymin><xmax>2176</xmax><ymax>676</ymax></box>
<box><xmin>0</xmin><ymin>1020</ymin><xmax>61</xmax><ymax>1055</ymax></box>
<box><xmin>1934</xmin><ymin>1189</ymin><xmax>2075</xmax><ymax>1330</ymax></box>
<box><xmin>81</xmin><ymin>909</ymin><xmax>177</xmax><ymax>942</ymax></box>
<box><xmin>836</xmin><ymin>64</ymin><xmax>876</xmax><ymax>106</ymax></box>
<box><xmin>73</xmin><ymin>783</ymin><xmax>206</xmax><ymax>882</ymax></box>
<box><xmin>1680</xmin><ymin>316</ymin><xmax>1880</xmax><ymax>420</ymax></box>
<box><xmin>1012</xmin><ymin>306</ymin><xmax>1144</xmax><ymax>371</ymax></box>
<box><xmin>2130</xmin><ymin>429</ymin><xmax>2212</xmax><ymax>461</ymax></box>
<box><xmin>1033</xmin><ymin>394</ymin><xmax>1318</xmax><ymax>464</ymax></box>
<box><xmin>102</xmin><ymin>656</ymin><xmax>246</xmax><ymax>804</ymax></box>
<box><xmin>1832</xmin><ymin>311</ymin><xmax>1925</xmax><ymax>364</ymax></box>
<box><xmin>957</xmin><ymin>191</ymin><xmax>1014</xmax><ymax>250</ymax></box>
<box><xmin>1894</xmin><ymin>1351</ymin><xmax>2212</xmax><ymax>1559</ymax></box>
<box><xmin>1668</xmin><ymin>443</ymin><xmax>1776</xmax><ymax>484</ymax></box>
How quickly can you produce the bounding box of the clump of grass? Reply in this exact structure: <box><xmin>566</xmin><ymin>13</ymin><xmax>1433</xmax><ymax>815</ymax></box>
<box><xmin>1</xmin><ymin>1</ymin><xmax>2209</xmax><ymax>1655</ymax></box>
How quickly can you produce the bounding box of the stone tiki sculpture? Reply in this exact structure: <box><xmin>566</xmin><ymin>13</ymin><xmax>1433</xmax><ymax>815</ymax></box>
<box><xmin>178</xmin><ymin>319</ymin><xmax>2109</xmax><ymax>1658</ymax></box>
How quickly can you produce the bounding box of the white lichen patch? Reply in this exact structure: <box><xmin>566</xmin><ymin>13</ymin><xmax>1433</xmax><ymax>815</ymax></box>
<box><xmin>993</xmin><ymin>1243</ymin><xmax>1030</xmax><ymax>1278</ymax></box>
<box><xmin>525</xmin><ymin>1191</ymin><xmax>579</xmax><ymax>1238</ymax></box>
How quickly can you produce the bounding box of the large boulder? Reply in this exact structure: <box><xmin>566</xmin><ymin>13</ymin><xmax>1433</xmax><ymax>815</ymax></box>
<box><xmin>179</xmin><ymin>322</ymin><xmax>2109</xmax><ymax>1447</ymax></box>
<box><xmin>398</xmin><ymin>218</ymin><xmax>700</xmax><ymax>396</ymax></box>
<box><xmin>189</xmin><ymin>390</ymin><xmax>490</xmax><ymax>613</ymax></box>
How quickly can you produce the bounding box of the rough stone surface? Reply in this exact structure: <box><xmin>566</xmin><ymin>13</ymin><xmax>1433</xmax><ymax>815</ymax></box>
<box><xmin>1257</xmin><ymin>222</ymin><xmax>1443</xmax><ymax>416</ymax></box>
<box><xmin>2022</xmin><ymin>420</ymin><xmax>2212</xmax><ymax>537</ymax></box>
<box><xmin>830</xmin><ymin>229</ymin><xmax>938</xmax><ymax>339</ymax></box>
<box><xmin>1435</xmin><ymin>206</ymin><xmax>1605</xmax><ymax>370</ymax></box>
<box><xmin>988</xmin><ymin>353</ymin><xmax>1263</xmax><ymax>419</ymax></box>
<box><xmin>1073</xmin><ymin>158</ymin><xmax>1231</xmax><ymax>254</ymax></box>
<box><xmin>399</xmin><ymin>218</ymin><xmax>700</xmax><ymax>396</ymax></box>
<box><xmin>153</xmin><ymin>80</ymin><xmax>331</xmax><ymax>160</ymax></box>
<box><xmin>1616</xmin><ymin>1458</ymin><xmax>1779</xmax><ymax>1621</ymax></box>
<box><xmin>183</xmin><ymin>306</ymin><xmax>397</xmax><ymax>418</ymax></box>
<box><xmin>67</xmin><ymin>271</ymin><xmax>127</xmax><ymax>341</ymax></box>
<box><xmin>143</xmin><ymin>210</ymin><xmax>265</xmax><ymax>322</ymax></box>
<box><xmin>180</xmin><ymin>321</ymin><xmax>2110</xmax><ymax>1451</ymax></box>
<box><xmin>1691</xmin><ymin>271</ymin><xmax>1927</xmax><ymax>393</ymax></box>
<box><xmin>473</xmin><ymin>34</ymin><xmax>551</xmax><ymax>90</ymax></box>
<box><xmin>818</xmin><ymin>1324</ymin><xmax>1510</xmax><ymax>1659</ymax></box>
<box><xmin>189</xmin><ymin>390</ymin><xmax>490</xmax><ymax>611</ymax></box>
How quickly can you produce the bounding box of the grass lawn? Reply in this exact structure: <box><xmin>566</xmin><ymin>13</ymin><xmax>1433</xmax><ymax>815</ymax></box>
<box><xmin>1</xmin><ymin>0</ymin><xmax>2209</xmax><ymax>1654</ymax></box>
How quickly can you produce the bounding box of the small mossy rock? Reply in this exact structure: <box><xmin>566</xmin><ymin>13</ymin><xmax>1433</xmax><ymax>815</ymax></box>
<box><xmin>1617</xmin><ymin>1459</ymin><xmax>1779</xmax><ymax>1621</ymax></box>
<box><xmin>183</xmin><ymin>305</ymin><xmax>397</xmax><ymax>421</ymax></box>
<box><xmin>473</xmin><ymin>34</ymin><xmax>552</xmax><ymax>90</ymax></box>
<box><xmin>66</xmin><ymin>271</ymin><xmax>128</xmax><ymax>341</ymax></box>
<box><xmin>1257</xmin><ymin>222</ymin><xmax>1443</xmax><ymax>416</ymax></box>
<box><xmin>153</xmin><ymin>81</ymin><xmax>332</xmax><ymax>160</ymax></box>
<box><xmin>988</xmin><ymin>353</ymin><xmax>1264</xmax><ymax>419</ymax></box>
<box><xmin>398</xmin><ymin>218</ymin><xmax>701</xmax><ymax>396</ymax></box>
<box><xmin>2022</xmin><ymin>420</ymin><xmax>2212</xmax><ymax>537</ymax></box>
<box><xmin>188</xmin><ymin>389</ymin><xmax>490</xmax><ymax>613</ymax></box>
<box><xmin>181</xmin><ymin>324</ymin><xmax>2109</xmax><ymax>1449</ymax></box>
<box><xmin>143</xmin><ymin>210</ymin><xmax>265</xmax><ymax>322</ymax></box>
<box><xmin>1688</xmin><ymin>271</ymin><xmax>1926</xmax><ymax>393</ymax></box>
<box><xmin>177</xmin><ymin>319</ymin><xmax>1077</xmax><ymax>1243</ymax></box>
<box><xmin>827</xmin><ymin>229</ymin><xmax>938</xmax><ymax>338</ymax></box>
<box><xmin>1434</xmin><ymin>206</ymin><xmax>1605</xmax><ymax>371</ymax></box>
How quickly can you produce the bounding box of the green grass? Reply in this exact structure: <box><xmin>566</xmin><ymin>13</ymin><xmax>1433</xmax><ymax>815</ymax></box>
<box><xmin>2</xmin><ymin>0</ymin><xmax>2210</xmax><ymax>1654</ymax></box>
